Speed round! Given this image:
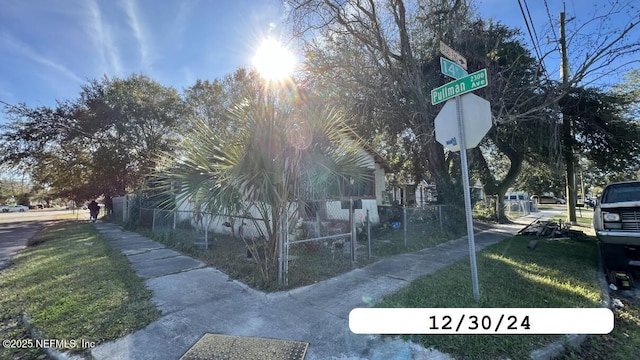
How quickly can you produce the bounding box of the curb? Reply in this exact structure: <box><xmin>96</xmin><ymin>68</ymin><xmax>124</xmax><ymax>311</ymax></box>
<box><xmin>528</xmin><ymin>233</ymin><xmax>612</xmax><ymax>360</ymax></box>
<box><xmin>22</xmin><ymin>315</ymin><xmax>89</xmax><ymax>360</ymax></box>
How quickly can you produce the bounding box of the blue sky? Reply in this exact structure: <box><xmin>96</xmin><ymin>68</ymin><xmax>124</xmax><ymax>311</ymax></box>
<box><xmin>1</xmin><ymin>0</ymin><xmax>637</xmax><ymax>125</ymax></box>
<box><xmin>0</xmin><ymin>0</ymin><xmax>288</xmax><ymax>118</ymax></box>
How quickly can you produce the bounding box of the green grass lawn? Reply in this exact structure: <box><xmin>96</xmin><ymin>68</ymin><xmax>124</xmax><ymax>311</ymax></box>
<box><xmin>367</xmin><ymin>219</ymin><xmax>464</xmax><ymax>258</ymax></box>
<box><xmin>0</xmin><ymin>221</ymin><xmax>160</xmax><ymax>359</ymax></box>
<box><xmin>378</xmin><ymin>235</ymin><xmax>603</xmax><ymax>360</ymax></box>
<box><xmin>549</xmin><ymin>212</ymin><xmax>594</xmax><ymax>237</ymax></box>
<box><xmin>560</xmin><ymin>297</ymin><xmax>640</xmax><ymax>360</ymax></box>
<box><xmin>134</xmin><ymin>215</ymin><xmax>464</xmax><ymax>291</ymax></box>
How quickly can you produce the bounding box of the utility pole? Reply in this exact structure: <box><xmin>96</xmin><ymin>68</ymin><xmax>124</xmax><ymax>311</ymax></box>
<box><xmin>560</xmin><ymin>11</ymin><xmax>577</xmax><ymax>224</ymax></box>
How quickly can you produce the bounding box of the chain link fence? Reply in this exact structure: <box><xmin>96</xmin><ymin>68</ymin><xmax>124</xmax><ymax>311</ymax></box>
<box><xmin>504</xmin><ymin>200</ymin><xmax>535</xmax><ymax>217</ymax></box>
<box><xmin>111</xmin><ymin>195</ymin><xmax>467</xmax><ymax>289</ymax></box>
<box><xmin>285</xmin><ymin>200</ymin><xmax>359</xmax><ymax>287</ymax></box>
<box><xmin>136</xmin><ymin>207</ymin><xmax>269</xmax><ymax>253</ymax></box>
<box><xmin>112</xmin><ymin>195</ymin><xmax>128</xmax><ymax>223</ymax></box>
<box><xmin>369</xmin><ymin>204</ymin><xmax>466</xmax><ymax>256</ymax></box>
<box><xmin>283</xmin><ymin>200</ymin><xmax>465</xmax><ymax>287</ymax></box>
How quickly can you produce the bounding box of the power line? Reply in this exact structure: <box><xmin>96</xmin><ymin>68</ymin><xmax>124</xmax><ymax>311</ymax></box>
<box><xmin>543</xmin><ymin>0</ymin><xmax>559</xmax><ymax>44</ymax></box>
<box><xmin>522</xmin><ymin>0</ymin><xmax>541</xmax><ymax>50</ymax></box>
<box><xmin>517</xmin><ymin>0</ymin><xmax>550</xmax><ymax>80</ymax></box>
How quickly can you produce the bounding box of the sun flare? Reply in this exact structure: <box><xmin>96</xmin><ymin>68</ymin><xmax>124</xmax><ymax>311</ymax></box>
<box><xmin>252</xmin><ymin>39</ymin><xmax>296</xmax><ymax>80</ymax></box>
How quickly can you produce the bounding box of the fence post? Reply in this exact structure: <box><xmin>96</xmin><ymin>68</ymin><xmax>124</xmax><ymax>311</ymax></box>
<box><xmin>403</xmin><ymin>205</ymin><xmax>407</xmax><ymax>248</ymax></box>
<box><xmin>278</xmin><ymin>216</ymin><xmax>286</xmax><ymax>287</ymax></box>
<box><xmin>173</xmin><ymin>211</ymin><xmax>177</xmax><ymax>230</ymax></box>
<box><xmin>367</xmin><ymin>209</ymin><xmax>371</xmax><ymax>260</ymax></box>
<box><xmin>284</xmin><ymin>214</ymin><xmax>289</xmax><ymax>287</ymax></box>
<box><xmin>152</xmin><ymin>208</ymin><xmax>156</xmax><ymax>233</ymax></box>
<box><xmin>124</xmin><ymin>195</ymin><xmax>128</xmax><ymax>223</ymax></box>
<box><xmin>278</xmin><ymin>216</ymin><xmax>283</xmax><ymax>287</ymax></box>
<box><xmin>438</xmin><ymin>205</ymin><xmax>443</xmax><ymax>230</ymax></box>
<box><xmin>350</xmin><ymin>199</ymin><xmax>356</xmax><ymax>263</ymax></box>
<box><xmin>204</xmin><ymin>214</ymin><xmax>209</xmax><ymax>250</ymax></box>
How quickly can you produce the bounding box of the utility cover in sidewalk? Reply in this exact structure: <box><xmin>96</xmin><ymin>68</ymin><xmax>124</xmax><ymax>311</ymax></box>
<box><xmin>180</xmin><ymin>333</ymin><xmax>309</xmax><ymax>360</ymax></box>
<box><xmin>434</xmin><ymin>93</ymin><xmax>492</xmax><ymax>152</ymax></box>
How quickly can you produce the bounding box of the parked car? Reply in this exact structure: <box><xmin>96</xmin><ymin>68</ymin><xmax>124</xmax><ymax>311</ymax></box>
<box><xmin>1</xmin><ymin>205</ymin><xmax>28</xmax><ymax>212</ymax></box>
<box><xmin>530</xmin><ymin>195</ymin><xmax>566</xmax><ymax>204</ymax></box>
<box><xmin>593</xmin><ymin>181</ymin><xmax>640</xmax><ymax>270</ymax></box>
<box><xmin>504</xmin><ymin>193</ymin><xmax>528</xmax><ymax>202</ymax></box>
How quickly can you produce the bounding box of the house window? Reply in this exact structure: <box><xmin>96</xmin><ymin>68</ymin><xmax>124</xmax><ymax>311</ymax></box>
<box><xmin>337</xmin><ymin>172</ymin><xmax>375</xmax><ymax>198</ymax></box>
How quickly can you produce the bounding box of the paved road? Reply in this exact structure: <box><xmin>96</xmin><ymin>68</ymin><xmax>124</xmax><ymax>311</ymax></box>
<box><xmin>0</xmin><ymin>209</ymin><xmax>74</xmax><ymax>270</ymax></box>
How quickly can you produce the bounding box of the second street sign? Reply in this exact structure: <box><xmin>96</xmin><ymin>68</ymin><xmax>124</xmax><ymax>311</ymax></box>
<box><xmin>440</xmin><ymin>57</ymin><xmax>468</xmax><ymax>79</ymax></box>
<box><xmin>439</xmin><ymin>41</ymin><xmax>467</xmax><ymax>70</ymax></box>
<box><xmin>431</xmin><ymin>69</ymin><xmax>488</xmax><ymax>105</ymax></box>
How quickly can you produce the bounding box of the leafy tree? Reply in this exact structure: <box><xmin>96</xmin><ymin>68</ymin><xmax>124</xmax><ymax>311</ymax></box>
<box><xmin>290</xmin><ymin>0</ymin><xmax>640</xmax><ymax>225</ymax></box>
<box><xmin>533</xmin><ymin>2</ymin><xmax>640</xmax><ymax>222</ymax></box>
<box><xmin>562</xmin><ymin>86</ymin><xmax>640</xmax><ymax>178</ymax></box>
<box><xmin>158</xmin><ymin>80</ymin><xmax>371</xmax><ymax>285</ymax></box>
<box><xmin>290</xmin><ymin>1</ymin><xmax>553</xmax><ymax>220</ymax></box>
<box><xmin>290</xmin><ymin>0</ymin><xmax>477</xmax><ymax>204</ymax></box>
<box><xmin>0</xmin><ymin>75</ymin><xmax>184</xmax><ymax>202</ymax></box>
<box><xmin>513</xmin><ymin>161</ymin><xmax>565</xmax><ymax>199</ymax></box>
<box><xmin>463</xmin><ymin>23</ymin><xmax>554</xmax><ymax>220</ymax></box>
<box><xmin>0</xmin><ymin>168</ymin><xmax>32</xmax><ymax>205</ymax></box>
<box><xmin>183</xmin><ymin>69</ymin><xmax>263</xmax><ymax>136</ymax></box>
<box><xmin>612</xmin><ymin>69</ymin><xmax>640</xmax><ymax>119</ymax></box>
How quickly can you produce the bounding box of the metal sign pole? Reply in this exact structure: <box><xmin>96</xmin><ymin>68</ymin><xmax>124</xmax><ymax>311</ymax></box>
<box><xmin>455</xmin><ymin>95</ymin><xmax>481</xmax><ymax>302</ymax></box>
<box><xmin>278</xmin><ymin>216</ymin><xmax>283</xmax><ymax>287</ymax></box>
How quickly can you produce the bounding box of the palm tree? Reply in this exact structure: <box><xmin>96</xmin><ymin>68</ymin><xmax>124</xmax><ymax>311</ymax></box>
<box><xmin>159</xmin><ymin>87</ymin><xmax>371</xmax><ymax>285</ymax></box>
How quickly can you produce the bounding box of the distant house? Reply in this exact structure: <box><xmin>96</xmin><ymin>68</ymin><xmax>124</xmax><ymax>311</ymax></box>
<box><xmin>389</xmin><ymin>180</ymin><xmax>437</xmax><ymax>206</ymax></box>
<box><xmin>390</xmin><ymin>179</ymin><xmax>485</xmax><ymax>207</ymax></box>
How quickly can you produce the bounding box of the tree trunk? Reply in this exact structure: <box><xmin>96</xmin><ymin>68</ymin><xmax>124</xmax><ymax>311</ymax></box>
<box><xmin>425</xmin><ymin>140</ymin><xmax>457</xmax><ymax>204</ymax></box>
<box><xmin>471</xmin><ymin>146</ymin><xmax>524</xmax><ymax>223</ymax></box>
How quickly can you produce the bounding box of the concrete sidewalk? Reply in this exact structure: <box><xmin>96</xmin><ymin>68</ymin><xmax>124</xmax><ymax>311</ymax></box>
<box><xmin>89</xmin><ymin>213</ymin><xmax>549</xmax><ymax>360</ymax></box>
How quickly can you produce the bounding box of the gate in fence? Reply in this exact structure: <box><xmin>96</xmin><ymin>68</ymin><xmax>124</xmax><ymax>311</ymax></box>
<box><xmin>280</xmin><ymin>199</ymin><xmax>369</xmax><ymax>287</ymax></box>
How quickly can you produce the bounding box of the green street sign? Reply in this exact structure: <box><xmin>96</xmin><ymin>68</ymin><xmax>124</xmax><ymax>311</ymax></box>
<box><xmin>440</xmin><ymin>57</ymin><xmax>468</xmax><ymax>80</ymax></box>
<box><xmin>431</xmin><ymin>69</ymin><xmax>488</xmax><ymax>105</ymax></box>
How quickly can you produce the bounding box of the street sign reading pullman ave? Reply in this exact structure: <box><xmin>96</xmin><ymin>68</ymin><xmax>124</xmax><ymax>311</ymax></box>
<box><xmin>431</xmin><ymin>69</ymin><xmax>488</xmax><ymax>105</ymax></box>
<box><xmin>439</xmin><ymin>41</ymin><xmax>467</xmax><ymax>70</ymax></box>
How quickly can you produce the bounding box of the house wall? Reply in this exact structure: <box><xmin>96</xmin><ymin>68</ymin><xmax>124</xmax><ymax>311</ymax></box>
<box><xmin>170</xmin><ymin>144</ymin><xmax>387</xmax><ymax>238</ymax></box>
<box><xmin>175</xmin><ymin>196</ymin><xmax>384</xmax><ymax>240</ymax></box>
<box><xmin>391</xmin><ymin>182</ymin><xmax>485</xmax><ymax>207</ymax></box>
<box><xmin>325</xmin><ymin>199</ymin><xmax>380</xmax><ymax>224</ymax></box>
<box><xmin>176</xmin><ymin>200</ymin><xmax>276</xmax><ymax>239</ymax></box>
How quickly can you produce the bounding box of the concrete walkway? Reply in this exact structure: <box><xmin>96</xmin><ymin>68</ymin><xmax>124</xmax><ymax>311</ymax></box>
<box><xmin>90</xmin><ymin>213</ymin><xmax>550</xmax><ymax>360</ymax></box>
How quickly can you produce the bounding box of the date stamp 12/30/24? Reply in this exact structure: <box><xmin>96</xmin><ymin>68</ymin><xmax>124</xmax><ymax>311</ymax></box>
<box><xmin>350</xmin><ymin>308</ymin><xmax>614</xmax><ymax>335</ymax></box>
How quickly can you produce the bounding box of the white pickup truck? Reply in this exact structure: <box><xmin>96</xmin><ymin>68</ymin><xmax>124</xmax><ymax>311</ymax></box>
<box><xmin>593</xmin><ymin>180</ymin><xmax>640</xmax><ymax>270</ymax></box>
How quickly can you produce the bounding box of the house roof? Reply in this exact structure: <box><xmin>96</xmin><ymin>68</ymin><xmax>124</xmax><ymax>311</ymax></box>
<box><xmin>347</xmin><ymin>127</ymin><xmax>391</xmax><ymax>172</ymax></box>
